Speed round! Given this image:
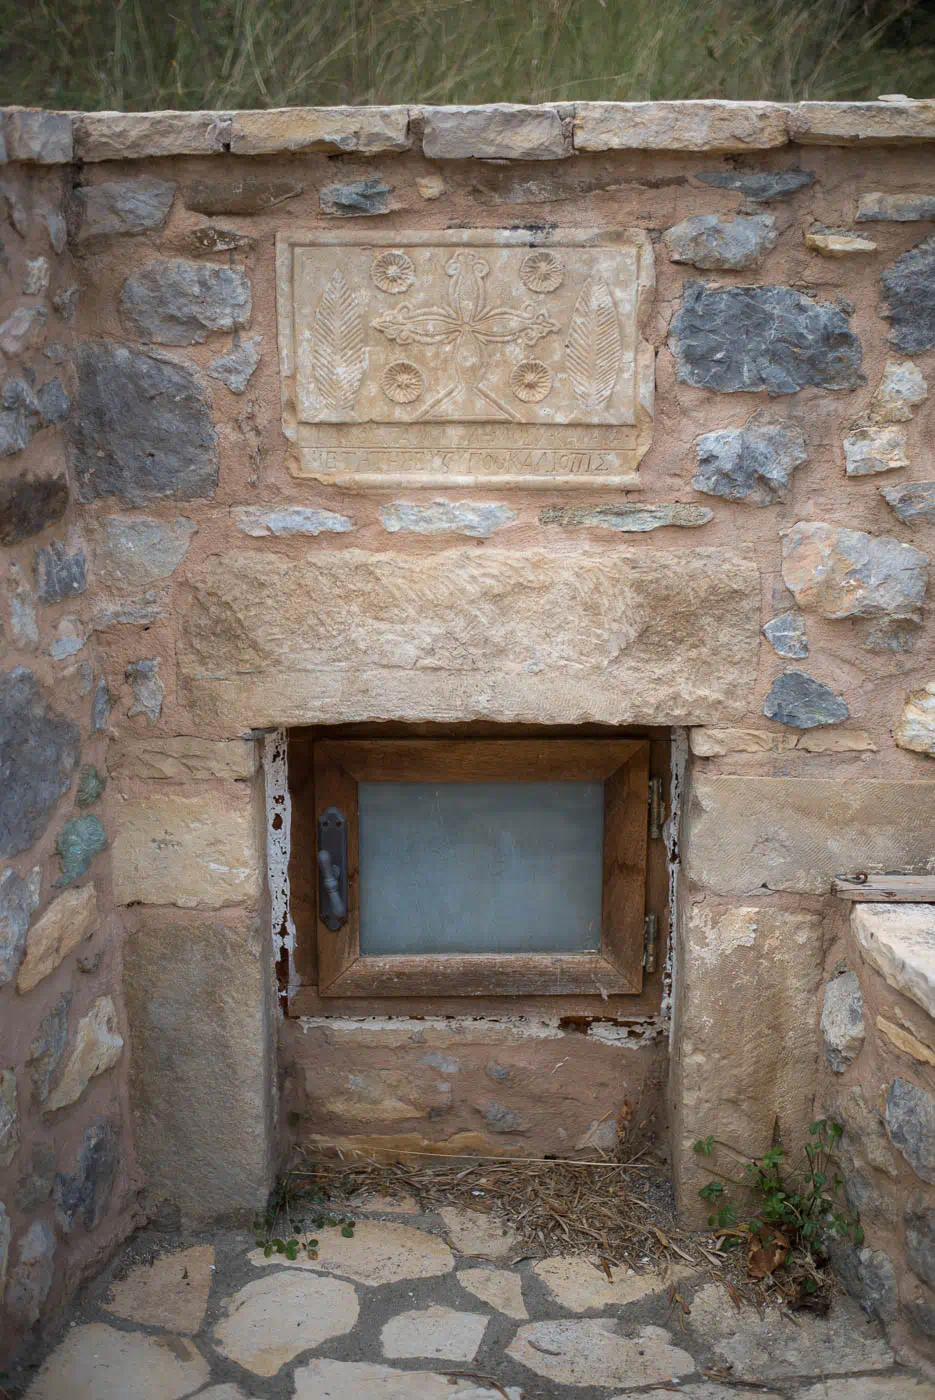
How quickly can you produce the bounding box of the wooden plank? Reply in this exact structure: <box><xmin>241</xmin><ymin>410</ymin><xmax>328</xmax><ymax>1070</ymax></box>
<box><xmin>321</xmin><ymin>951</ymin><xmax>641</xmax><ymax>999</ymax></box>
<box><xmin>318</xmin><ymin>738</ymin><xmax>644</xmax><ymax>784</ymax></box>
<box><xmin>288</xmin><ymin>985</ymin><xmax>664</xmax><ymax>1019</ymax></box>
<box><xmin>602</xmin><ymin>743</ymin><xmax>649</xmax><ymax>985</ymax></box>
<box><xmin>833</xmin><ymin>874</ymin><xmax>935</xmax><ymax>902</ymax></box>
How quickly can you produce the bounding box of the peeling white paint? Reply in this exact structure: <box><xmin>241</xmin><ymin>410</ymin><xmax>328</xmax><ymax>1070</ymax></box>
<box><xmin>298</xmin><ymin>1015</ymin><xmax>565</xmax><ymax>1041</ymax></box>
<box><xmin>587</xmin><ymin>1020</ymin><xmax>665</xmax><ymax>1047</ymax></box>
<box><xmin>664</xmin><ymin>726</ymin><xmax>688</xmax><ymax>1043</ymax></box>
<box><xmin>264</xmin><ymin>728</ymin><xmax>297</xmax><ymax>1000</ymax></box>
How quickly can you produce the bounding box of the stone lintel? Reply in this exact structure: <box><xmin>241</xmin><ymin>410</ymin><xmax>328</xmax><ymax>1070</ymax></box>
<box><xmin>5</xmin><ymin>101</ymin><xmax>935</xmax><ymax>164</ymax></box>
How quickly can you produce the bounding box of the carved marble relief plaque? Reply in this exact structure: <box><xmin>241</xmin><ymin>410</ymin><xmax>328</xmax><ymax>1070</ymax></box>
<box><xmin>276</xmin><ymin>230</ymin><xmax>654</xmax><ymax>489</ymax></box>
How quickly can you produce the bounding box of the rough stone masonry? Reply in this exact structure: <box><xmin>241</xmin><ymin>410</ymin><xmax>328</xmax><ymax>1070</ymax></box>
<box><xmin>1</xmin><ymin>99</ymin><xmax>935</xmax><ymax>1377</ymax></box>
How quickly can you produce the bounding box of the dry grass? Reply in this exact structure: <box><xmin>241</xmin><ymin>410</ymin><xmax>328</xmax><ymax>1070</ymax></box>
<box><xmin>1</xmin><ymin>0</ymin><xmax>933</xmax><ymax>111</ymax></box>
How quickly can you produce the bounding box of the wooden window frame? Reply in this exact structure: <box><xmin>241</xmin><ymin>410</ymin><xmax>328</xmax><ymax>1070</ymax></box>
<box><xmin>310</xmin><ymin>738</ymin><xmax>649</xmax><ymax>999</ymax></box>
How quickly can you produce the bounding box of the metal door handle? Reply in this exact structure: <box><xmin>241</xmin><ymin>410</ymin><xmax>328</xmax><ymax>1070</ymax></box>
<box><xmin>317</xmin><ymin>806</ymin><xmax>348</xmax><ymax>930</ymax></box>
<box><xmin>318</xmin><ymin>850</ymin><xmax>347</xmax><ymax>923</ymax></box>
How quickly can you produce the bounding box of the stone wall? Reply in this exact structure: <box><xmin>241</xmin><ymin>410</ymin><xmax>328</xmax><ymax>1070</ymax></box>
<box><xmin>2</xmin><ymin>99</ymin><xmax>935</xmax><ymax>1367</ymax></box>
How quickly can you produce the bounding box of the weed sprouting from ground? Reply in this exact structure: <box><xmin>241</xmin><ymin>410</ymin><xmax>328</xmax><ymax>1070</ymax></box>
<box><xmin>1</xmin><ymin>0</ymin><xmax>933</xmax><ymax>111</ymax></box>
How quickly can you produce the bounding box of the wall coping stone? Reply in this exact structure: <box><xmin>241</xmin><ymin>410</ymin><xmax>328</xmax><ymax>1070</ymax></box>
<box><xmin>4</xmin><ymin>100</ymin><xmax>935</xmax><ymax>163</ymax></box>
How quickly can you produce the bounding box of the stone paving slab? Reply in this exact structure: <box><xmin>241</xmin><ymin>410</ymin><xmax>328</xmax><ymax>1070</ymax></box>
<box><xmin>7</xmin><ymin>1206</ymin><xmax>933</xmax><ymax>1399</ymax></box>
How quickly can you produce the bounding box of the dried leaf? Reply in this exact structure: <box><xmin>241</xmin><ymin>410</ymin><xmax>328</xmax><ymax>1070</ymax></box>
<box><xmin>565</xmin><ymin>275</ymin><xmax>622</xmax><ymax>410</ymax></box>
<box><xmin>747</xmin><ymin>1226</ymin><xmax>789</xmax><ymax>1279</ymax></box>
<box><xmin>312</xmin><ymin>268</ymin><xmax>366</xmax><ymax>414</ymax></box>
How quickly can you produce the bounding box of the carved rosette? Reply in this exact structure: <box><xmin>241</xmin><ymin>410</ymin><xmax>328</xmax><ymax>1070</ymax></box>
<box><xmin>511</xmin><ymin>359</ymin><xmax>553</xmax><ymax>403</ymax></box>
<box><xmin>371</xmin><ymin>250</ymin><xmax>416</xmax><ymax>295</ymax></box>
<box><xmin>381</xmin><ymin>360</ymin><xmax>425</xmax><ymax>404</ymax></box>
<box><xmin>520</xmin><ymin>250</ymin><xmax>565</xmax><ymax>294</ymax></box>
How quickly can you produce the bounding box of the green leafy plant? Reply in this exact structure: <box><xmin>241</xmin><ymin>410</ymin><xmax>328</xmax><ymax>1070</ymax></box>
<box><xmin>692</xmin><ymin>1120</ymin><xmax>863</xmax><ymax>1263</ymax></box>
<box><xmin>253</xmin><ymin>1176</ymin><xmax>356</xmax><ymax>1261</ymax></box>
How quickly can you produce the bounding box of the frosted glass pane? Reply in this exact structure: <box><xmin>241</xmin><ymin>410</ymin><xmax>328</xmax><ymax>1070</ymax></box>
<box><xmin>358</xmin><ymin>781</ymin><xmax>604</xmax><ymax>955</ymax></box>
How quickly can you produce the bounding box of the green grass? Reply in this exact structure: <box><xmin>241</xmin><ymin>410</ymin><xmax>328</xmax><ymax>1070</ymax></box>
<box><xmin>1</xmin><ymin>0</ymin><xmax>933</xmax><ymax>111</ymax></box>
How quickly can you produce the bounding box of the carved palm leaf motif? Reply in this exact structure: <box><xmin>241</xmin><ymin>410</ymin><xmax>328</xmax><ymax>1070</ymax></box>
<box><xmin>312</xmin><ymin>269</ymin><xmax>367</xmax><ymax>413</ymax></box>
<box><xmin>565</xmin><ymin>276</ymin><xmax>622</xmax><ymax>411</ymax></box>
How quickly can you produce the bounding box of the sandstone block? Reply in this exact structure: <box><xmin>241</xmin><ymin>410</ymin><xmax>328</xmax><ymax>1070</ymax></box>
<box><xmin>381</xmin><ymin>1305</ymin><xmax>488</xmax><ymax>1362</ymax></box>
<box><xmin>120</xmin><ymin>259</ymin><xmax>251</xmax><ymax>346</ymax></box>
<box><xmin>686</xmin><ymin>777</ymin><xmax>935</xmax><ymax>895</ymax></box>
<box><xmin>857</xmin><ymin>192</ymin><xmax>935</xmax><ymax>222</ymax></box>
<box><xmin>45</xmin><ymin>996</ymin><xmax>123</xmax><ymax>1113</ymax></box>
<box><xmin>438</xmin><ymin>1207</ymin><xmax>519</xmax><ymax>1259</ymax></box>
<box><xmin>692</xmin><ymin>410</ymin><xmax>807</xmax><ymax>505</ymax></box>
<box><xmin>112</xmin><ymin>791</ymin><xmax>261</xmax><ymax>908</ymax></box>
<box><xmin>881</xmin><ymin>235</ymin><xmax>935</xmax><ymax>353</ymax></box>
<box><xmin>884</xmin><ymin>1077</ymin><xmax>935</xmax><ymax>1183</ymax></box>
<box><xmin>178</xmin><ymin>547</ymin><xmax>761</xmax><ymax>731</ymax></box>
<box><xmin>215</xmin><ymin>1270</ymin><xmax>359</xmax><ymax>1376</ymax></box>
<box><xmin>762</xmin><ymin>670</ymin><xmax>849</xmax><ymax>728</ymax></box>
<box><xmin>124</xmin><ymin>911</ymin><xmax>275</xmax><ymax>1219</ymax></box>
<box><xmin>458</xmin><ymin>1266</ymin><xmax>527</xmax><ymax>1319</ymax></box>
<box><xmin>74</xmin><ymin>177</ymin><xmax>176</xmax><ymax>244</ymax></box>
<box><xmin>104</xmin><ymin>1244</ymin><xmax>214</xmax><ymax>1333</ymax></box>
<box><xmin>17</xmin><ymin>883</ymin><xmax>97</xmax><ymax>992</ymax></box>
<box><xmin>852</xmin><ymin>903</ymin><xmax>935</xmax><ymax>1019</ymax></box>
<box><xmin>382</xmin><ymin>501</ymin><xmax>517</xmax><ymax>536</ymax></box>
<box><xmin>68</xmin><ymin>342</ymin><xmax>218</xmax><ymax>505</ymax></box>
<box><xmin>877</xmin><ymin>1016</ymin><xmax>935</xmax><ymax>1065</ymax></box>
<box><xmin>0</xmin><ymin>668</ymin><xmax>80</xmax><ymax>859</ymax></box>
<box><xmin>781</xmin><ymin>521</ymin><xmax>928</xmax><ymax>623</ymax></box>
<box><xmin>24</xmin><ymin>1324</ymin><xmax>209</xmax><ymax>1399</ymax></box>
<box><xmin>91</xmin><ymin>515</ymin><xmax>196</xmax><ymax>590</ymax></box>
<box><xmin>821</xmin><ymin>971</ymin><xmax>865</xmax><ymax>1071</ymax></box>
<box><xmin>107</xmin><ymin>735</ymin><xmax>258</xmax><ymax>782</ymax></box>
<box><xmin>575</xmin><ymin>101</ymin><xmax>788</xmax><ymax>152</ymax></box>
<box><xmin>423</xmin><ymin>104</ymin><xmax>569</xmax><ymax>159</ymax></box>
<box><xmin>696</xmin><ymin>167</ymin><xmax>814</xmax><ymax>201</ymax></box>
<box><xmin>789</xmin><ymin>99</ymin><xmax>935</xmax><ymax>145</ymax></box>
<box><xmin>672</xmin><ymin>905</ymin><xmax>823</xmax><ymax>1216</ymax></box>
<box><xmin>806</xmin><ymin>230</ymin><xmax>877</xmax><ymax>257</ymax></box>
<box><xmin>880</xmin><ymin>481</ymin><xmax>935</xmax><ymax>527</ymax></box>
<box><xmin>508</xmin><ymin>1320</ymin><xmax>694</xmax><ymax>1388</ymax></box>
<box><xmin>207</xmin><ymin>336</ymin><xmax>262</xmax><ymax>393</ymax></box>
<box><xmin>671</xmin><ymin>284</ymin><xmax>862</xmax><ymax>395</ymax></box>
<box><xmin>250</xmin><ymin>1220</ymin><xmax>454</xmax><ymax>1285</ymax></box>
<box><xmin>74</xmin><ymin>110</ymin><xmax>230</xmax><ymax>159</ymax></box>
<box><xmin>534</xmin><ymin>1257</ymin><xmax>685</xmax><ymax>1312</ymax></box>
<box><xmin>229</xmin><ymin>106</ymin><xmax>409</xmax><ymax>155</ymax></box>
<box><xmin>843</xmin><ymin>424</ymin><xmax>908</xmax><ymax>476</ymax></box>
<box><xmin>689</xmin><ymin>727</ymin><xmax>874</xmax><ymax>756</ymax></box>
<box><xmin>762</xmin><ymin>610</ymin><xmax>808</xmax><ymax>658</ymax></box>
<box><xmin>895</xmin><ymin>681</ymin><xmax>935</xmax><ymax>756</ymax></box>
<box><xmin>169</xmin><ymin>226</ymin><xmax>256</xmax><ymax>257</ymax></box>
<box><xmin>664</xmin><ymin>213</ymin><xmax>776</xmax><ymax>269</ymax></box>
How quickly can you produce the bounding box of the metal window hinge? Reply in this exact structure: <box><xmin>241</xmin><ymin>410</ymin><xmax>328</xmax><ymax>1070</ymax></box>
<box><xmin>649</xmin><ymin>777</ymin><xmax>665</xmax><ymax>840</ymax></box>
<box><xmin>643</xmin><ymin>913</ymin><xmax>658</xmax><ymax>974</ymax></box>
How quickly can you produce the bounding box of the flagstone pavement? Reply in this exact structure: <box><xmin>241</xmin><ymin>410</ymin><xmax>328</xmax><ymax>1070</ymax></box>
<box><xmin>4</xmin><ymin>1198</ymin><xmax>932</xmax><ymax>1399</ymax></box>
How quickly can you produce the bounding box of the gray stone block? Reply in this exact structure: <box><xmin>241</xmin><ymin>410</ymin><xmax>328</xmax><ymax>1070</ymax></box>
<box><xmin>762</xmin><ymin>610</ymin><xmax>808</xmax><ymax>658</ymax></box>
<box><xmin>91</xmin><ymin>674</ymin><xmax>110</xmax><ymax>733</ymax></box>
<box><xmin>826</xmin><ymin>1239</ymin><xmax>899</xmax><ymax>1324</ymax></box>
<box><xmin>692</xmin><ymin>409</ymin><xmax>807</xmax><ymax>505</ymax></box>
<box><xmin>880</xmin><ymin>481</ymin><xmax>935</xmax><ymax>527</ymax></box>
<box><xmin>671</xmin><ymin>282</ymin><xmax>863</xmax><ymax>395</ymax></box>
<box><xmin>885</xmin><ymin>1077</ymin><xmax>935</xmax><ymax>1184</ymax></box>
<box><xmin>54</xmin><ymin>1119</ymin><xmax>119</xmax><ymax>1234</ymax></box>
<box><xmin>0</xmin><ymin>668</ymin><xmax>80</xmax><ymax>858</ymax></box>
<box><xmin>35</xmin><ymin>540</ymin><xmax>87</xmax><ymax>604</ymax></box>
<box><xmin>74</xmin><ymin>176</ymin><xmax>176</xmax><ymax>243</ymax></box>
<box><xmin>906</xmin><ymin>1191</ymin><xmax>935</xmax><ymax>1287</ymax></box>
<box><xmin>320</xmin><ymin>179</ymin><xmax>393</xmax><ymax>217</ymax></box>
<box><xmin>28</xmin><ymin>993</ymin><xmax>71</xmax><ymax>1103</ymax></box>
<box><xmin>881</xmin><ymin>235</ymin><xmax>935</xmax><ymax>353</ymax></box>
<box><xmin>4</xmin><ymin>110</ymin><xmax>72</xmax><ymax>163</ymax></box>
<box><xmin>120</xmin><ymin>258</ymin><xmax>251</xmax><ymax>345</ymax></box>
<box><xmin>67</xmin><ymin>342</ymin><xmax>218</xmax><ymax>505</ymax></box>
<box><xmin>820</xmin><ymin>970</ymin><xmax>865</xmax><ymax>1071</ymax></box>
<box><xmin>695</xmin><ymin>168</ymin><xmax>815</xmax><ymax>201</ymax></box>
<box><xmin>54</xmin><ymin>815</ymin><xmax>107</xmax><ymax>887</ymax></box>
<box><xmin>207</xmin><ymin>336</ymin><xmax>263</xmax><ymax>393</ymax></box>
<box><xmin>36</xmin><ymin>378</ymin><xmax>69</xmax><ymax>424</ymax></box>
<box><xmin>664</xmin><ymin>213</ymin><xmax>776</xmax><ymax>269</ymax></box>
<box><xmin>93</xmin><ymin>515</ymin><xmax>196</xmax><ymax>589</ymax></box>
<box><xmin>763</xmin><ymin>670</ymin><xmax>849</xmax><ymax>728</ymax></box>
<box><xmin>0</xmin><ymin>472</ymin><xmax>69</xmax><ymax>547</ymax></box>
<box><xmin>15</xmin><ymin>1142</ymin><xmax>57</xmax><ymax>1211</ymax></box>
<box><xmin>183</xmin><ymin>176</ymin><xmax>303</xmax><ymax>215</ymax></box>
<box><xmin>6</xmin><ymin>1221</ymin><xmax>55</xmax><ymax>1327</ymax></box>
<box><xmin>126</xmin><ymin>658</ymin><xmax>164</xmax><ymax>725</ymax></box>
<box><xmin>0</xmin><ymin>865</ymin><xmax>40</xmax><ymax>985</ymax></box>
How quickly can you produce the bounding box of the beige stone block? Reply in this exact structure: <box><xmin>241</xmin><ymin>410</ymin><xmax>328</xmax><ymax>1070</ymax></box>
<box><xmin>895</xmin><ymin>681</ymin><xmax>935</xmax><ymax>756</ymax></box>
<box><xmin>381</xmin><ymin>1304</ymin><xmax>488</xmax><ymax>1361</ymax></box>
<box><xmin>574</xmin><ymin>101</ymin><xmax>789</xmax><ymax>152</ymax></box>
<box><xmin>796</xmin><ymin>730</ymin><xmax>878</xmax><ymax>753</ymax></box>
<box><xmin>112</xmin><ymin>791</ymin><xmax>261</xmax><ymax>908</ymax></box>
<box><xmin>877</xmin><ymin>1015</ymin><xmax>935</xmax><ymax>1066</ymax></box>
<box><xmin>294</xmin><ymin>1359</ymin><xmax>522</xmax><ymax>1399</ymax></box>
<box><xmin>213</xmin><ymin>1272</ymin><xmax>358</xmax><ymax>1377</ymax></box>
<box><xmin>689</xmin><ymin>727</ymin><xmax>875</xmax><ymax>757</ymax></box>
<box><xmin>457</xmin><ymin>1266</ymin><xmax>527</xmax><ymax>1319</ymax></box>
<box><xmin>45</xmin><ymin>995</ymin><xmax>123</xmax><ymax>1114</ymax></box>
<box><xmin>843</xmin><ymin>424</ymin><xmax>908</xmax><ymax>476</ymax></box>
<box><xmin>439</xmin><ymin>1206</ymin><xmax>520</xmax><ymax>1259</ymax></box>
<box><xmin>24</xmin><ymin>1324</ymin><xmax>209</xmax><ymax>1399</ymax></box>
<box><xmin>104</xmin><ymin>1244</ymin><xmax>214</xmax><ymax>1334</ymax></box>
<box><xmin>73</xmin><ymin>110</ymin><xmax>230</xmax><ymax>160</ymax></box>
<box><xmin>422</xmin><ymin>104</ymin><xmax>568</xmax><ymax>159</ymax></box>
<box><xmin>789</xmin><ymin>99</ymin><xmax>935</xmax><ymax>144</ymax></box>
<box><xmin>534</xmin><ymin>1256</ymin><xmax>689</xmax><ymax>1312</ymax></box>
<box><xmin>685</xmin><ymin>777</ymin><xmax>935</xmax><ymax>895</ymax></box>
<box><xmin>507</xmin><ymin>1320</ymin><xmax>694</xmax><ymax>1388</ymax></box>
<box><xmin>17</xmin><ymin>884</ymin><xmax>97</xmax><ymax>993</ymax></box>
<box><xmin>672</xmin><ymin>906</ymin><xmax>824</xmax><ymax>1219</ymax></box>
<box><xmin>249</xmin><ymin>1221</ymin><xmax>454</xmax><ymax>1285</ymax></box>
<box><xmin>229</xmin><ymin>106</ymin><xmax>409</xmax><ymax>155</ymax></box>
<box><xmin>179</xmin><ymin>547</ymin><xmax>760</xmax><ymax>731</ymax></box>
<box><xmin>805</xmin><ymin>231</ymin><xmax>877</xmax><ymax>257</ymax></box>
<box><xmin>852</xmin><ymin>903</ymin><xmax>935</xmax><ymax>1019</ymax></box>
<box><xmin>124</xmin><ymin>912</ymin><xmax>276</xmax><ymax>1220</ymax></box>
<box><xmin>107</xmin><ymin>735</ymin><xmax>258</xmax><ymax>781</ymax></box>
<box><xmin>795</xmin><ymin>1377</ymin><xmax>932</xmax><ymax>1400</ymax></box>
<box><xmin>318</xmin><ymin>1069</ymin><xmax>451</xmax><ymax>1123</ymax></box>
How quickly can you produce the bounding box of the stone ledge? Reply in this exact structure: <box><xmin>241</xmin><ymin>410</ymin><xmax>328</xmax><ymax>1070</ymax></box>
<box><xmin>852</xmin><ymin>902</ymin><xmax>935</xmax><ymax>1020</ymax></box>
<box><xmin>5</xmin><ymin>100</ymin><xmax>935</xmax><ymax>163</ymax></box>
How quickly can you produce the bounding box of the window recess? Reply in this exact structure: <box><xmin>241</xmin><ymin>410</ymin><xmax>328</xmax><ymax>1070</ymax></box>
<box><xmin>305</xmin><ymin>739</ymin><xmax>650</xmax><ymax>999</ymax></box>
